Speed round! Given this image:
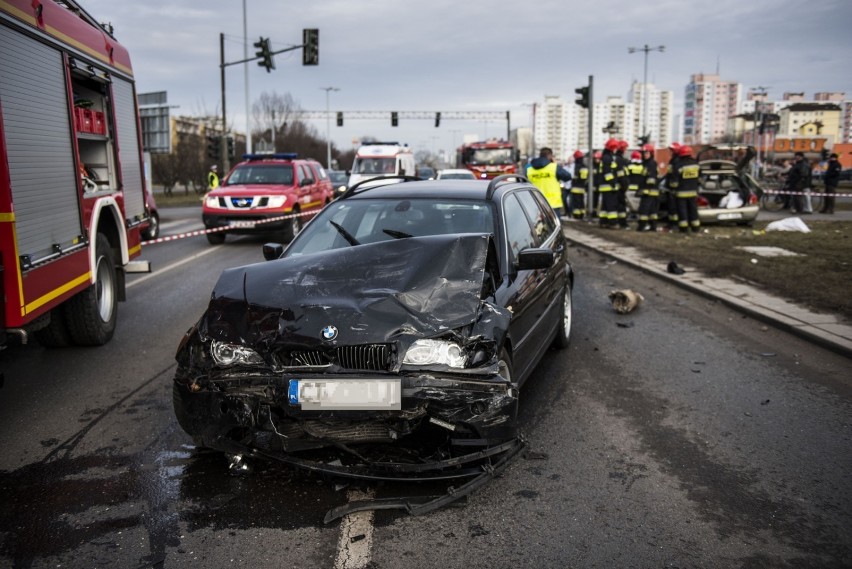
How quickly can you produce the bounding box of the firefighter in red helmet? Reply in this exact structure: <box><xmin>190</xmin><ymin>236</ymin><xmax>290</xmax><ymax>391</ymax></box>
<box><xmin>670</xmin><ymin>145</ymin><xmax>701</xmax><ymax>232</ymax></box>
<box><xmin>637</xmin><ymin>143</ymin><xmax>660</xmax><ymax>231</ymax></box>
<box><xmin>569</xmin><ymin>150</ymin><xmax>589</xmax><ymax>219</ymax></box>
<box><xmin>613</xmin><ymin>140</ymin><xmax>631</xmax><ymax>228</ymax></box>
<box><xmin>597</xmin><ymin>139</ymin><xmax>620</xmax><ymax>227</ymax></box>
<box><xmin>664</xmin><ymin>142</ymin><xmax>682</xmax><ymax>229</ymax></box>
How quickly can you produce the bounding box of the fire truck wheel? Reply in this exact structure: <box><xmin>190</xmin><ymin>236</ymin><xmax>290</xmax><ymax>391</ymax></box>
<box><xmin>64</xmin><ymin>233</ymin><xmax>117</xmax><ymax>346</ymax></box>
<box><xmin>281</xmin><ymin>210</ymin><xmax>302</xmax><ymax>242</ymax></box>
<box><xmin>33</xmin><ymin>307</ymin><xmax>73</xmax><ymax>348</ymax></box>
<box><xmin>141</xmin><ymin>210</ymin><xmax>160</xmax><ymax>240</ymax></box>
<box><xmin>206</xmin><ymin>232</ymin><xmax>226</xmax><ymax>245</ymax></box>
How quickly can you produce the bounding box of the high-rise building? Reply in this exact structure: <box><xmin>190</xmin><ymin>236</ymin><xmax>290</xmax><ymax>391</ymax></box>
<box><xmin>628</xmin><ymin>81</ymin><xmax>674</xmax><ymax>147</ymax></box>
<box><xmin>683</xmin><ymin>73</ymin><xmax>743</xmax><ymax>145</ymax></box>
<box><xmin>532</xmin><ymin>95</ymin><xmax>572</xmax><ymax>160</ymax></box>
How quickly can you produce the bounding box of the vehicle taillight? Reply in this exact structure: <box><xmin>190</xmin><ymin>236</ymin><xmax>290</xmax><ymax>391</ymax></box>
<box><xmin>748</xmin><ymin>193</ymin><xmax>758</xmax><ymax>205</ymax></box>
<box><xmin>696</xmin><ymin>196</ymin><xmax>709</xmax><ymax>207</ymax></box>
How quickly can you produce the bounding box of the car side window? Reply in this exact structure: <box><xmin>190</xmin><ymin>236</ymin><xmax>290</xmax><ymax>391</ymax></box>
<box><xmin>516</xmin><ymin>189</ymin><xmax>556</xmax><ymax>244</ymax></box>
<box><xmin>299</xmin><ymin>164</ymin><xmax>314</xmax><ymax>185</ymax></box>
<box><xmin>503</xmin><ymin>193</ymin><xmax>537</xmax><ymax>265</ymax></box>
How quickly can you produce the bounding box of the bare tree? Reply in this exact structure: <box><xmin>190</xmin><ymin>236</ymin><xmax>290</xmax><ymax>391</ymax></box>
<box><xmin>252</xmin><ymin>91</ymin><xmax>299</xmax><ymax>150</ymax></box>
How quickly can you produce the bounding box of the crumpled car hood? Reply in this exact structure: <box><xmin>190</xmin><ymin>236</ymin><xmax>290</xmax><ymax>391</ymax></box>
<box><xmin>196</xmin><ymin>234</ymin><xmax>509</xmax><ymax>357</ymax></box>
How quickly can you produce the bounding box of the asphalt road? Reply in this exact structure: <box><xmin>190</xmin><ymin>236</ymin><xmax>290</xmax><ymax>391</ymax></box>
<box><xmin>0</xmin><ymin>207</ymin><xmax>849</xmax><ymax>568</ymax></box>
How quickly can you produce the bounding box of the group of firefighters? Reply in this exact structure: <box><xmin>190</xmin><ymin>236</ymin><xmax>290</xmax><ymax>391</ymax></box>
<box><xmin>526</xmin><ymin>140</ymin><xmax>703</xmax><ymax>233</ymax></box>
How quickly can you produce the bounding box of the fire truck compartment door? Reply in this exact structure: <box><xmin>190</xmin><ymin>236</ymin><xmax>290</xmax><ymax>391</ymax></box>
<box><xmin>0</xmin><ymin>24</ymin><xmax>83</xmax><ymax>265</ymax></box>
<box><xmin>111</xmin><ymin>78</ymin><xmax>145</xmax><ymax>221</ymax></box>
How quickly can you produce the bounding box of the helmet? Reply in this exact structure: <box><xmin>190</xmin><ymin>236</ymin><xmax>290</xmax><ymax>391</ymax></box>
<box><xmin>617</xmin><ymin>140</ymin><xmax>629</xmax><ymax>151</ymax></box>
<box><xmin>573</xmin><ymin>150</ymin><xmax>584</xmax><ymax>159</ymax></box>
<box><xmin>594</xmin><ymin>150</ymin><xmax>602</xmax><ymax>160</ymax></box>
<box><xmin>630</xmin><ymin>150</ymin><xmax>641</xmax><ymax>160</ymax></box>
<box><xmin>604</xmin><ymin>138</ymin><xmax>619</xmax><ymax>152</ymax></box>
<box><xmin>669</xmin><ymin>142</ymin><xmax>681</xmax><ymax>151</ymax></box>
<box><xmin>210</xmin><ymin>164</ymin><xmax>218</xmax><ymax>171</ymax></box>
<box><xmin>677</xmin><ymin>145</ymin><xmax>693</xmax><ymax>157</ymax></box>
<box><xmin>642</xmin><ymin>143</ymin><xmax>655</xmax><ymax>153</ymax></box>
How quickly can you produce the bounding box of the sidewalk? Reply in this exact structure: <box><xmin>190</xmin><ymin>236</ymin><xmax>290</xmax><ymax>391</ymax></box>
<box><xmin>561</xmin><ymin>221</ymin><xmax>852</xmax><ymax>358</ymax></box>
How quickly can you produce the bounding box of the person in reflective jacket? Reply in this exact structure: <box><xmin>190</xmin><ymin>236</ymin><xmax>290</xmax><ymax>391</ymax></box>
<box><xmin>637</xmin><ymin>144</ymin><xmax>660</xmax><ymax>231</ymax></box>
<box><xmin>597</xmin><ymin>139</ymin><xmax>620</xmax><ymax>228</ymax></box>
<box><xmin>208</xmin><ymin>164</ymin><xmax>220</xmax><ymax>190</ymax></box>
<box><xmin>670</xmin><ymin>145</ymin><xmax>700</xmax><ymax>233</ymax></box>
<box><xmin>614</xmin><ymin>140</ymin><xmax>631</xmax><ymax>228</ymax></box>
<box><xmin>569</xmin><ymin>150</ymin><xmax>589</xmax><ymax>219</ymax></box>
<box><xmin>526</xmin><ymin>147</ymin><xmax>572</xmax><ymax>216</ymax></box>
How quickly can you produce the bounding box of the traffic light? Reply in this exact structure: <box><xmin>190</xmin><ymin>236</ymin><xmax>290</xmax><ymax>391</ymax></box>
<box><xmin>254</xmin><ymin>37</ymin><xmax>274</xmax><ymax>72</ymax></box>
<box><xmin>435</xmin><ymin>112</ymin><xmax>441</xmax><ymax>128</ymax></box>
<box><xmin>206</xmin><ymin>135</ymin><xmax>220</xmax><ymax>160</ymax></box>
<box><xmin>227</xmin><ymin>136</ymin><xmax>235</xmax><ymax>159</ymax></box>
<box><xmin>575</xmin><ymin>86</ymin><xmax>589</xmax><ymax>109</ymax></box>
<box><xmin>638</xmin><ymin>134</ymin><xmax>650</xmax><ymax>146</ymax></box>
<box><xmin>391</xmin><ymin>111</ymin><xmax>398</xmax><ymax>127</ymax></box>
<box><xmin>303</xmin><ymin>29</ymin><xmax>319</xmax><ymax>65</ymax></box>
<box><xmin>336</xmin><ymin>111</ymin><xmax>343</xmax><ymax>127</ymax></box>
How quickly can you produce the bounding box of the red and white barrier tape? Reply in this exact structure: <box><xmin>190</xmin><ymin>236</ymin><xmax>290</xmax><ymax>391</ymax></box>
<box><xmin>762</xmin><ymin>189</ymin><xmax>850</xmax><ymax>198</ymax></box>
<box><xmin>142</xmin><ymin>210</ymin><xmax>313</xmax><ymax>246</ymax></box>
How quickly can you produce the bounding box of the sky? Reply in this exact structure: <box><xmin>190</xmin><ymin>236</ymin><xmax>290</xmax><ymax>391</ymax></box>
<box><xmin>82</xmin><ymin>0</ymin><xmax>852</xmax><ymax>162</ymax></box>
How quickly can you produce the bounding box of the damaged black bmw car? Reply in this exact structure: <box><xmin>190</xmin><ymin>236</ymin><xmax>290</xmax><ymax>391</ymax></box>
<box><xmin>173</xmin><ymin>174</ymin><xmax>573</xmax><ymax>515</ymax></box>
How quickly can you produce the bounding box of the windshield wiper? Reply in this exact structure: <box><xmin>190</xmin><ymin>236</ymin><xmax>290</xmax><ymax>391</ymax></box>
<box><xmin>383</xmin><ymin>228</ymin><xmax>413</xmax><ymax>239</ymax></box>
<box><xmin>330</xmin><ymin>221</ymin><xmax>360</xmax><ymax>246</ymax></box>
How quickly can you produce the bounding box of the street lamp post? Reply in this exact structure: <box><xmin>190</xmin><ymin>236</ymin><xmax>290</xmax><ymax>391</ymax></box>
<box><xmin>320</xmin><ymin>86</ymin><xmax>340</xmax><ymax>169</ymax></box>
<box><xmin>628</xmin><ymin>44</ymin><xmax>664</xmax><ymax>144</ymax></box>
<box><xmin>750</xmin><ymin>86</ymin><xmax>769</xmax><ymax>179</ymax></box>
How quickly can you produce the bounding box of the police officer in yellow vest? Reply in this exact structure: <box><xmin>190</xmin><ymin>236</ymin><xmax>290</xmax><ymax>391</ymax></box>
<box><xmin>208</xmin><ymin>164</ymin><xmax>220</xmax><ymax>191</ymax></box>
<box><xmin>526</xmin><ymin>147</ymin><xmax>572</xmax><ymax>217</ymax></box>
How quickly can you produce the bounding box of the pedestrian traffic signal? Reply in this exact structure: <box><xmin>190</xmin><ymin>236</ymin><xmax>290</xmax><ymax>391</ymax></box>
<box><xmin>336</xmin><ymin>111</ymin><xmax>343</xmax><ymax>127</ymax></box>
<box><xmin>302</xmin><ymin>29</ymin><xmax>319</xmax><ymax>65</ymax></box>
<box><xmin>575</xmin><ymin>86</ymin><xmax>589</xmax><ymax>109</ymax></box>
<box><xmin>226</xmin><ymin>136</ymin><xmax>235</xmax><ymax>159</ymax></box>
<box><xmin>206</xmin><ymin>135</ymin><xmax>221</xmax><ymax>160</ymax></box>
<box><xmin>391</xmin><ymin>111</ymin><xmax>398</xmax><ymax>127</ymax></box>
<box><xmin>254</xmin><ymin>37</ymin><xmax>274</xmax><ymax>72</ymax></box>
<box><xmin>435</xmin><ymin>112</ymin><xmax>441</xmax><ymax>128</ymax></box>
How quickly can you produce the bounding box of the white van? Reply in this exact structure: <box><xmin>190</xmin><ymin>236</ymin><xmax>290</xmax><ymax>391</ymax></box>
<box><xmin>348</xmin><ymin>142</ymin><xmax>417</xmax><ymax>188</ymax></box>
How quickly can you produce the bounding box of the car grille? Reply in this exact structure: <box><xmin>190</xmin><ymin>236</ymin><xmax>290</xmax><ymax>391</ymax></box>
<box><xmin>290</xmin><ymin>344</ymin><xmax>392</xmax><ymax>371</ymax></box>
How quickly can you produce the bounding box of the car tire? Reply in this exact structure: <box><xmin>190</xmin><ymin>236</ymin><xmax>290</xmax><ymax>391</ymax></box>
<box><xmin>206</xmin><ymin>232</ymin><xmax>226</xmax><ymax>245</ymax></box>
<box><xmin>63</xmin><ymin>233</ymin><xmax>117</xmax><ymax>346</ymax></box>
<box><xmin>34</xmin><ymin>306</ymin><xmax>73</xmax><ymax>348</ymax></box>
<box><xmin>141</xmin><ymin>211</ymin><xmax>160</xmax><ymax>241</ymax></box>
<box><xmin>497</xmin><ymin>348</ymin><xmax>513</xmax><ymax>383</ymax></box>
<box><xmin>281</xmin><ymin>209</ymin><xmax>302</xmax><ymax>242</ymax></box>
<box><xmin>552</xmin><ymin>285</ymin><xmax>573</xmax><ymax>350</ymax></box>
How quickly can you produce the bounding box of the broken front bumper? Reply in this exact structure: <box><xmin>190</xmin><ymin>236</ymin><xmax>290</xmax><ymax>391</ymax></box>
<box><xmin>173</xmin><ymin>371</ymin><xmax>519</xmax><ymax>481</ymax></box>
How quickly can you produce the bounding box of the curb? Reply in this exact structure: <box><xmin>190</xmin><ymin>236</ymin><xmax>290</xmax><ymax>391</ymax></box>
<box><xmin>561</xmin><ymin>221</ymin><xmax>852</xmax><ymax>359</ymax></box>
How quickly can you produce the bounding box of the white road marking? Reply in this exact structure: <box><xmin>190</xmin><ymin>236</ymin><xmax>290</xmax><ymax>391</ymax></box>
<box><xmin>126</xmin><ymin>247</ymin><xmax>221</xmax><ymax>289</ymax></box>
<box><xmin>334</xmin><ymin>488</ymin><xmax>376</xmax><ymax>569</ymax></box>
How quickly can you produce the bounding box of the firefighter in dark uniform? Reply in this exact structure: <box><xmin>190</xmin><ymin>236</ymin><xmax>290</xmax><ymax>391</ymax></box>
<box><xmin>664</xmin><ymin>142</ymin><xmax>682</xmax><ymax>230</ymax></box>
<box><xmin>615</xmin><ymin>140</ymin><xmax>630</xmax><ymax>228</ymax></box>
<box><xmin>670</xmin><ymin>145</ymin><xmax>701</xmax><ymax>232</ymax></box>
<box><xmin>821</xmin><ymin>152</ymin><xmax>841</xmax><ymax>214</ymax></box>
<box><xmin>637</xmin><ymin>143</ymin><xmax>660</xmax><ymax>231</ymax></box>
<box><xmin>625</xmin><ymin>150</ymin><xmax>645</xmax><ymax>228</ymax></box>
<box><xmin>592</xmin><ymin>150</ymin><xmax>603</xmax><ymax>218</ymax></box>
<box><xmin>597</xmin><ymin>139</ymin><xmax>620</xmax><ymax>227</ymax></box>
<box><xmin>570</xmin><ymin>150</ymin><xmax>589</xmax><ymax>219</ymax></box>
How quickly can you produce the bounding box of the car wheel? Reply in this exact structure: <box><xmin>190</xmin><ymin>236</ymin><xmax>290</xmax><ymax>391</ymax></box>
<box><xmin>141</xmin><ymin>211</ymin><xmax>160</xmax><ymax>240</ymax></box>
<box><xmin>63</xmin><ymin>233</ymin><xmax>117</xmax><ymax>346</ymax></box>
<box><xmin>281</xmin><ymin>210</ymin><xmax>302</xmax><ymax>242</ymax></box>
<box><xmin>497</xmin><ymin>348</ymin><xmax>513</xmax><ymax>382</ymax></box>
<box><xmin>206</xmin><ymin>232</ymin><xmax>226</xmax><ymax>245</ymax></box>
<box><xmin>552</xmin><ymin>285</ymin><xmax>573</xmax><ymax>349</ymax></box>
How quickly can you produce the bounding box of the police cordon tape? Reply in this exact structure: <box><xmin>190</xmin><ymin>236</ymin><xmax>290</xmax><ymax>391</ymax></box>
<box><xmin>761</xmin><ymin>189</ymin><xmax>850</xmax><ymax>197</ymax></box>
<box><xmin>141</xmin><ymin>210</ymin><xmax>313</xmax><ymax>246</ymax></box>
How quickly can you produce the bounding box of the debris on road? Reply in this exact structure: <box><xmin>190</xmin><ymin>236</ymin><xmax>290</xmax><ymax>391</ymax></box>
<box><xmin>609</xmin><ymin>289</ymin><xmax>644</xmax><ymax>314</ymax></box>
<box><xmin>766</xmin><ymin>217</ymin><xmax>811</xmax><ymax>233</ymax></box>
<box><xmin>666</xmin><ymin>261</ymin><xmax>686</xmax><ymax>275</ymax></box>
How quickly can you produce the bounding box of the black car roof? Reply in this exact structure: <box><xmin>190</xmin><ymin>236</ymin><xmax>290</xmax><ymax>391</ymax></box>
<box><xmin>341</xmin><ymin>176</ymin><xmax>530</xmax><ymax>202</ymax></box>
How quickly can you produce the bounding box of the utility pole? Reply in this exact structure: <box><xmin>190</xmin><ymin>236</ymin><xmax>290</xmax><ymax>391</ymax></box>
<box><xmin>750</xmin><ymin>86</ymin><xmax>769</xmax><ymax>179</ymax></box>
<box><xmin>628</xmin><ymin>44</ymin><xmax>664</xmax><ymax>145</ymax></box>
<box><xmin>320</xmin><ymin>86</ymin><xmax>340</xmax><ymax>169</ymax></box>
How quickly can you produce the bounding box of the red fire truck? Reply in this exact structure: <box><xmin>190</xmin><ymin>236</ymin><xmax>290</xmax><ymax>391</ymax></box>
<box><xmin>0</xmin><ymin>0</ymin><xmax>152</xmax><ymax>348</ymax></box>
<box><xmin>457</xmin><ymin>139</ymin><xmax>519</xmax><ymax>179</ymax></box>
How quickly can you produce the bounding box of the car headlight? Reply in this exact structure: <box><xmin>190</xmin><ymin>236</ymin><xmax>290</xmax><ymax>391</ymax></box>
<box><xmin>402</xmin><ymin>339</ymin><xmax>467</xmax><ymax>368</ymax></box>
<box><xmin>205</xmin><ymin>195</ymin><xmax>219</xmax><ymax>208</ymax></box>
<box><xmin>267</xmin><ymin>195</ymin><xmax>288</xmax><ymax>208</ymax></box>
<box><xmin>210</xmin><ymin>340</ymin><xmax>265</xmax><ymax>367</ymax></box>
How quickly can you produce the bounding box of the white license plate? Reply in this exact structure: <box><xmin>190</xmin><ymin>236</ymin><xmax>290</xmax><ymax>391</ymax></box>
<box><xmin>288</xmin><ymin>379</ymin><xmax>401</xmax><ymax>410</ymax></box>
<box><xmin>717</xmin><ymin>212</ymin><xmax>743</xmax><ymax>220</ymax></box>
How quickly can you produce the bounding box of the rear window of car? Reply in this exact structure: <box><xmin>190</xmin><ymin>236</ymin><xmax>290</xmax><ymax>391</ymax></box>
<box><xmin>226</xmin><ymin>164</ymin><xmax>293</xmax><ymax>185</ymax></box>
<box><xmin>286</xmin><ymin>198</ymin><xmax>495</xmax><ymax>257</ymax></box>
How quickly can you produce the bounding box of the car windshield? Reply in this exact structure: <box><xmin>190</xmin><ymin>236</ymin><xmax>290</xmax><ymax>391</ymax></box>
<box><xmin>286</xmin><ymin>198</ymin><xmax>495</xmax><ymax>257</ymax></box>
<box><xmin>353</xmin><ymin>157</ymin><xmax>395</xmax><ymax>175</ymax></box>
<box><xmin>328</xmin><ymin>171</ymin><xmax>347</xmax><ymax>184</ymax></box>
<box><xmin>225</xmin><ymin>165</ymin><xmax>294</xmax><ymax>185</ymax></box>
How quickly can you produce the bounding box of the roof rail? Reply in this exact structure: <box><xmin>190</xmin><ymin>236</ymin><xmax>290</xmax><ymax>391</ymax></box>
<box><xmin>486</xmin><ymin>174</ymin><xmax>529</xmax><ymax>200</ymax></box>
<box><xmin>340</xmin><ymin>175</ymin><xmax>421</xmax><ymax>199</ymax></box>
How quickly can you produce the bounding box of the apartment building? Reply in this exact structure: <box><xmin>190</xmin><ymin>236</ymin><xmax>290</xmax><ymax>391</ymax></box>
<box><xmin>683</xmin><ymin>73</ymin><xmax>743</xmax><ymax>145</ymax></box>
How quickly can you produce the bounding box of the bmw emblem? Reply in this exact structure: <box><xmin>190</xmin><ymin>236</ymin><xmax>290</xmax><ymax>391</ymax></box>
<box><xmin>321</xmin><ymin>325</ymin><xmax>338</xmax><ymax>341</ymax></box>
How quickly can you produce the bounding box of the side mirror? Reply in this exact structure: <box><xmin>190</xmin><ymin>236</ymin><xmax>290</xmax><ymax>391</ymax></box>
<box><xmin>262</xmin><ymin>242</ymin><xmax>284</xmax><ymax>261</ymax></box>
<box><xmin>517</xmin><ymin>248</ymin><xmax>553</xmax><ymax>271</ymax></box>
